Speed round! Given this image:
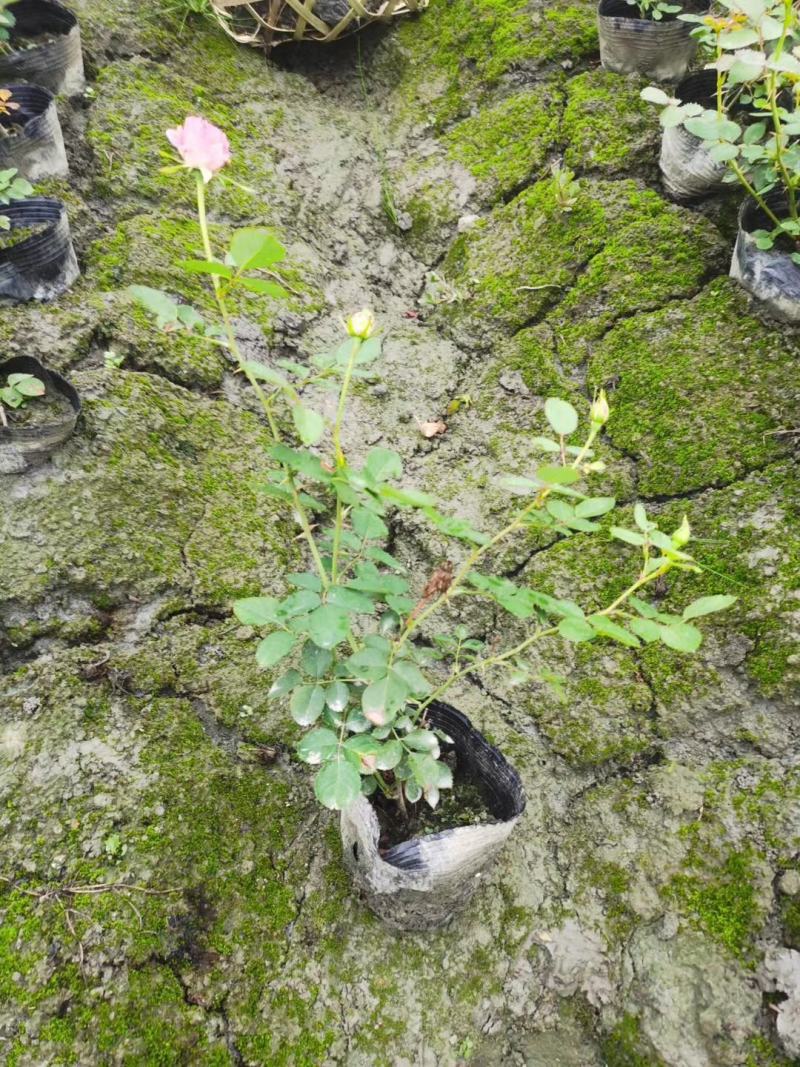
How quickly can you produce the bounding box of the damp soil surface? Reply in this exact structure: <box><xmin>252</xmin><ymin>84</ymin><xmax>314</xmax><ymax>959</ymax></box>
<box><xmin>1</xmin><ymin>383</ymin><xmax>71</xmax><ymax>428</ymax></box>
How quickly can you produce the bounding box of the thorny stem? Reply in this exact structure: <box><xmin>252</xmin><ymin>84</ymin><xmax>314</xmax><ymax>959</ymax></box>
<box><xmin>415</xmin><ymin>557</ymin><xmax>672</xmax><ymax>715</ymax></box>
<box><xmin>390</xmin><ymin>420</ymin><xmax>603</xmax><ymax>661</ymax></box>
<box><xmin>330</xmin><ymin>336</ymin><xmax>362</xmax><ymax>583</ymax></box>
<box><xmin>195</xmin><ymin>176</ymin><xmax>330</xmax><ymax>589</ymax></box>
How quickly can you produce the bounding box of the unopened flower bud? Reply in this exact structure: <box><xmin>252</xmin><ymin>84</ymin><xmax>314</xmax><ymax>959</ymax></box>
<box><xmin>672</xmin><ymin>515</ymin><xmax>691</xmax><ymax>547</ymax></box>
<box><xmin>590</xmin><ymin>390</ymin><xmax>610</xmax><ymax>426</ymax></box>
<box><xmin>585</xmin><ymin>460</ymin><xmax>606</xmax><ymax>473</ymax></box>
<box><xmin>346</xmin><ymin>308</ymin><xmax>376</xmax><ymax>340</ymax></box>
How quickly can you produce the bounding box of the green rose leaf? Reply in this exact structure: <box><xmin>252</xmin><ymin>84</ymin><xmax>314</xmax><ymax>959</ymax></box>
<box><xmin>558</xmin><ymin>616</ymin><xmax>596</xmax><ymax>643</ymax></box>
<box><xmin>292</xmin><ymin>404</ymin><xmax>325</xmax><ymax>446</ymax></box>
<box><xmin>314</xmin><ymin>759</ymin><xmax>362</xmax><ymax>810</ymax></box>
<box><xmin>304</xmin><ymin>605</ymin><xmax>350</xmax><ymax>650</ymax></box>
<box><xmin>290</xmin><ymin>684</ymin><xmax>326</xmax><ymax>726</ymax></box>
<box><xmin>256</xmin><ymin>631</ymin><xmax>298</xmax><ymax>669</ymax></box>
<box><xmin>544</xmin><ymin>397</ymin><xmax>579</xmax><ymax>436</ymax></box>
<box><xmin>234</xmin><ymin>596</ymin><xmax>281</xmax><ymax>626</ymax></box>
<box><xmin>659</xmin><ymin>622</ymin><xmax>703</xmax><ymax>653</ymax></box>
<box><xmin>682</xmin><ymin>595</ymin><xmax>737</xmax><ymax>620</ymax></box>
<box><xmin>297</xmin><ymin>728</ymin><xmax>339</xmax><ymax>765</ymax></box>
<box><xmin>229</xmin><ymin>227</ymin><xmax>285</xmax><ymax>270</ymax></box>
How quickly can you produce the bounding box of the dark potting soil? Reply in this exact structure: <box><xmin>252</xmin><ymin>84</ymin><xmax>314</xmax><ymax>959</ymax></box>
<box><xmin>8</xmin><ymin>33</ymin><xmax>60</xmax><ymax>51</ymax></box>
<box><xmin>374</xmin><ymin>751</ymin><xmax>497</xmax><ymax>851</ymax></box>
<box><xmin>3</xmin><ymin>384</ymin><xmax>69</xmax><ymax>428</ymax></box>
<box><xmin>0</xmin><ymin>222</ymin><xmax>48</xmax><ymax>250</ymax></box>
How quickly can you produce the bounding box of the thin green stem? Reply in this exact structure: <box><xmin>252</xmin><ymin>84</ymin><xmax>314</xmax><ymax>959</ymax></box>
<box><xmin>195</xmin><ymin>175</ymin><xmax>329</xmax><ymax>588</ymax></box>
<box><xmin>392</xmin><ymin>421</ymin><xmax>602</xmax><ymax>658</ymax></box>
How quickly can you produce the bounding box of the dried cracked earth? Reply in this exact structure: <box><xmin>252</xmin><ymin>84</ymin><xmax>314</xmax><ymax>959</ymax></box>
<box><xmin>1</xmin><ymin>0</ymin><xmax>800</xmax><ymax>1064</ymax></box>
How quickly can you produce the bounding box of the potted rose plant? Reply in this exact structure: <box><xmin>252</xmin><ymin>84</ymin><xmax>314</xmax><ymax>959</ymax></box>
<box><xmin>0</xmin><ymin>82</ymin><xmax>68</xmax><ymax>179</ymax></box>
<box><xmin>598</xmin><ymin>0</ymin><xmax>705</xmax><ymax>81</ymax></box>
<box><xmin>132</xmin><ymin>118</ymin><xmax>738</xmax><ymax>931</ymax></box>
<box><xmin>643</xmin><ymin>0</ymin><xmax>800</xmax><ymax>320</ymax></box>
<box><xmin>0</xmin><ymin>354</ymin><xmax>81</xmax><ymax>472</ymax></box>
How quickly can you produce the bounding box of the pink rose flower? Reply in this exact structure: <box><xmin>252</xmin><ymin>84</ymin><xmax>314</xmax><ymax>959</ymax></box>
<box><xmin>166</xmin><ymin>116</ymin><xmax>231</xmax><ymax>183</ymax></box>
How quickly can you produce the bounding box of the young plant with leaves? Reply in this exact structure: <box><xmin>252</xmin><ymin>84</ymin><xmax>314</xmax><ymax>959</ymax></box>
<box><xmin>134</xmin><ymin>117</ymin><xmax>737</xmax><ymax>816</ymax></box>
<box><xmin>0</xmin><ymin>371</ymin><xmax>44</xmax><ymax>426</ymax></box>
<box><xmin>625</xmin><ymin>0</ymin><xmax>681</xmax><ymax>22</ymax></box>
<box><xmin>0</xmin><ymin>0</ymin><xmax>17</xmax><ymax>54</ymax></box>
<box><xmin>0</xmin><ymin>88</ymin><xmax>19</xmax><ymax>136</ymax></box>
<box><xmin>0</xmin><ymin>166</ymin><xmax>32</xmax><ymax>230</ymax></box>
<box><xmin>643</xmin><ymin>0</ymin><xmax>800</xmax><ymax>258</ymax></box>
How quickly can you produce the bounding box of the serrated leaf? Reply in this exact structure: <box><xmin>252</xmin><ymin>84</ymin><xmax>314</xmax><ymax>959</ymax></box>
<box><xmin>575</xmin><ymin>496</ymin><xmax>615</xmax><ymax>518</ymax></box>
<box><xmin>268</xmin><ymin>668</ymin><xmax>301</xmax><ymax>698</ymax></box>
<box><xmin>256</xmin><ymin>631</ymin><xmax>297</xmax><ymax>669</ymax></box>
<box><xmin>290</xmin><ymin>684</ymin><xmax>326</xmax><ymax>726</ymax></box>
<box><xmin>297</xmin><ymin>727</ymin><xmax>339</xmax><ymax>765</ymax></box>
<box><xmin>327</xmin><ymin>586</ymin><xmax>375</xmax><ymax>614</ymax></box>
<box><xmin>352</xmin><ymin>507</ymin><xmax>389</xmax><ymax>541</ymax></box>
<box><xmin>292</xmin><ymin>405</ymin><xmax>325</xmax><ymax>446</ymax></box>
<box><xmin>233</xmin><ymin>596</ymin><xmax>280</xmax><ymax>626</ymax></box>
<box><xmin>682</xmin><ymin>594</ymin><xmax>737</xmax><ymax>620</ymax></box>
<box><xmin>659</xmin><ymin>622</ymin><xmax>703</xmax><ymax>653</ymax></box>
<box><xmin>314</xmin><ymin>759</ymin><xmax>361</xmax><ymax>810</ymax></box>
<box><xmin>303</xmin><ymin>605</ymin><xmax>350</xmax><ymax>649</ymax></box>
<box><xmin>610</xmin><ymin>526</ymin><xmax>646</xmax><ymax>546</ymax></box>
<box><xmin>229</xmin><ymin>227</ymin><xmax>285</xmax><ymax>270</ymax></box>
<box><xmin>364</xmin><ymin>447</ymin><xmax>402</xmax><ymax>482</ymax></box>
<box><xmin>558</xmin><ymin>616</ymin><xmax>596</xmax><ymax>642</ymax></box>
<box><xmin>325</xmin><ymin>680</ymin><xmax>349</xmax><ymax>712</ymax></box>
<box><xmin>588</xmin><ymin>615</ymin><xmax>640</xmax><ymax>648</ymax></box>
<box><xmin>536</xmin><ymin>465</ymin><xmax>581</xmax><ymax>486</ymax></box>
<box><xmin>300</xmin><ymin>640</ymin><xmax>333</xmax><ymax>678</ymax></box>
<box><xmin>628</xmin><ymin>616</ymin><xmax>662</xmax><ymax>643</ymax></box>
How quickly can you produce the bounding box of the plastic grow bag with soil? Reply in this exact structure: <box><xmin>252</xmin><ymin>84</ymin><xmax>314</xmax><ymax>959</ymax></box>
<box><xmin>660</xmin><ymin>70</ymin><xmax>727</xmax><ymax>201</ymax></box>
<box><xmin>211</xmin><ymin>0</ymin><xmax>427</xmax><ymax>47</ymax></box>
<box><xmin>340</xmin><ymin>701</ymin><xmax>526</xmax><ymax>932</ymax></box>
<box><xmin>0</xmin><ymin>83</ymin><xmax>68</xmax><ymax>179</ymax></box>
<box><xmin>730</xmin><ymin>191</ymin><xmax>800</xmax><ymax>324</ymax></box>
<box><xmin>0</xmin><ymin>354</ymin><xmax>80</xmax><ymax>474</ymax></box>
<box><xmin>0</xmin><ymin>0</ymin><xmax>85</xmax><ymax>96</ymax></box>
<box><xmin>597</xmin><ymin>0</ymin><xmax>706</xmax><ymax>81</ymax></box>
<box><xmin>0</xmin><ymin>197</ymin><xmax>79</xmax><ymax>303</ymax></box>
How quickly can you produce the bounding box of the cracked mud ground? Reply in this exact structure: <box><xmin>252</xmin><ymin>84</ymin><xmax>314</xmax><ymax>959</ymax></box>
<box><xmin>1</xmin><ymin>1</ymin><xmax>799</xmax><ymax>1064</ymax></box>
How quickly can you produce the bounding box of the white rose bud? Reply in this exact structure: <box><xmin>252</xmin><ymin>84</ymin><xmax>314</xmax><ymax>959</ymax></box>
<box><xmin>346</xmin><ymin>308</ymin><xmax>376</xmax><ymax>340</ymax></box>
<box><xmin>590</xmin><ymin>389</ymin><xmax>610</xmax><ymax>426</ymax></box>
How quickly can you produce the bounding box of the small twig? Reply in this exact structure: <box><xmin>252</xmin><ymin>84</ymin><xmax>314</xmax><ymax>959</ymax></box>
<box><xmin>515</xmin><ymin>284</ymin><xmax>564</xmax><ymax>291</ymax></box>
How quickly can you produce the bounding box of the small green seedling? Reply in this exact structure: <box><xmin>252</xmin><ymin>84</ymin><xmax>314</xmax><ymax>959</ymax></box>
<box><xmin>551</xmin><ymin>162</ymin><xmax>580</xmax><ymax>213</ymax></box>
<box><xmin>625</xmin><ymin>0</ymin><xmax>681</xmax><ymax>20</ymax></box>
<box><xmin>0</xmin><ymin>167</ymin><xmax>33</xmax><ymax>230</ymax></box>
<box><xmin>0</xmin><ymin>372</ymin><xmax>45</xmax><ymax>426</ymax></box>
<box><xmin>0</xmin><ymin>0</ymin><xmax>17</xmax><ymax>54</ymax></box>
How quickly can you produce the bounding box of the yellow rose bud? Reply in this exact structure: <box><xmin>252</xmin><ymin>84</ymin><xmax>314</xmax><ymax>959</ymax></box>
<box><xmin>672</xmin><ymin>515</ymin><xmax>691</xmax><ymax>547</ymax></box>
<box><xmin>590</xmin><ymin>389</ymin><xmax>610</xmax><ymax>425</ymax></box>
<box><xmin>346</xmin><ymin>309</ymin><xmax>376</xmax><ymax>340</ymax></box>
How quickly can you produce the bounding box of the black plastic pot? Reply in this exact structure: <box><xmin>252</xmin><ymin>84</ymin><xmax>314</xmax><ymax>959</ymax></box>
<box><xmin>730</xmin><ymin>191</ymin><xmax>800</xmax><ymax>323</ymax></box>
<box><xmin>0</xmin><ymin>197</ymin><xmax>79</xmax><ymax>302</ymax></box>
<box><xmin>340</xmin><ymin>701</ymin><xmax>526</xmax><ymax>932</ymax></box>
<box><xmin>660</xmin><ymin>71</ymin><xmax>727</xmax><ymax>200</ymax></box>
<box><xmin>597</xmin><ymin>0</ymin><xmax>703</xmax><ymax>81</ymax></box>
<box><xmin>0</xmin><ymin>83</ymin><xmax>68</xmax><ymax>179</ymax></box>
<box><xmin>0</xmin><ymin>0</ymin><xmax>85</xmax><ymax>96</ymax></box>
<box><xmin>0</xmin><ymin>354</ymin><xmax>80</xmax><ymax>473</ymax></box>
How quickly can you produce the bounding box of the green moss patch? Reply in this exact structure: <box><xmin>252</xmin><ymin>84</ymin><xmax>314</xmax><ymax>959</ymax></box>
<box><xmin>563</xmin><ymin>70</ymin><xmax>658</xmax><ymax>175</ymax></box>
<box><xmin>445</xmin><ymin>84</ymin><xmax>563</xmax><ymax>199</ymax></box>
<box><xmin>588</xmin><ymin>279</ymin><xmax>800</xmax><ymax>495</ymax></box>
